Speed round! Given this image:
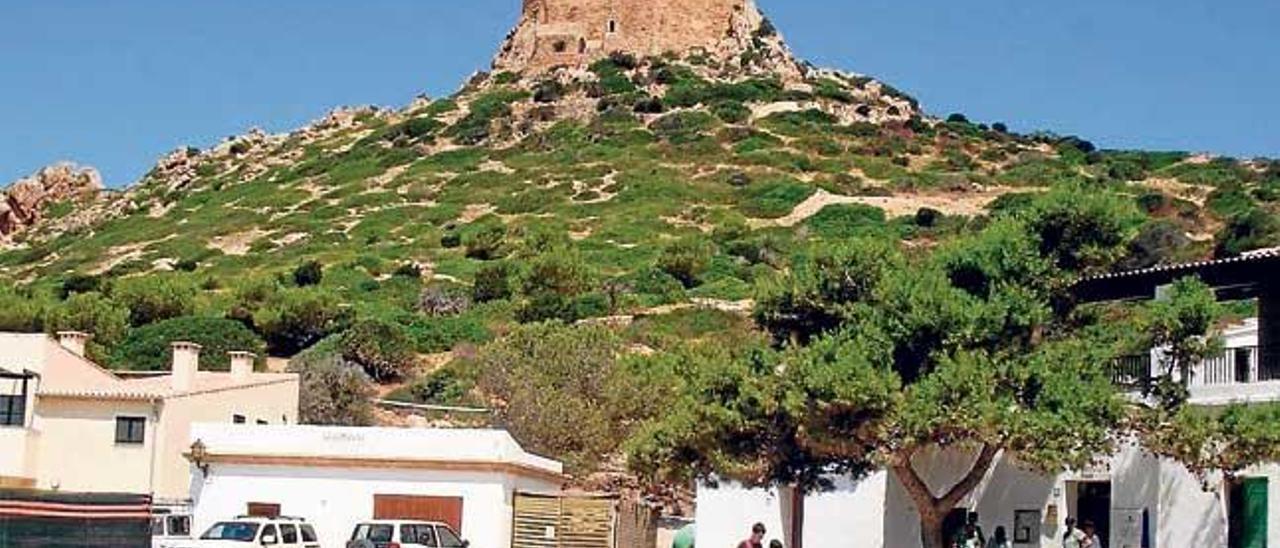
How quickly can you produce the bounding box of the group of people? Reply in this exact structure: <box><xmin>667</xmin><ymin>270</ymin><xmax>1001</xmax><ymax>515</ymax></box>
<box><xmin>735</xmin><ymin>523</ymin><xmax>783</xmax><ymax>548</ymax></box>
<box><xmin>1060</xmin><ymin>517</ymin><xmax>1105</xmax><ymax>548</ymax></box>
<box><xmin>950</xmin><ymin>513</ymin><xmax>1011</xmax><ymax>548</ymax></box>
<box><xmin>732</xmin><ymin>514</ymin><xmax>1104</xmax><ymax>548</ymax></box>
<box><xmin>951</xmin><ymin>513</ymin><xmax>1103</xmax><ymax>548</ymax></box>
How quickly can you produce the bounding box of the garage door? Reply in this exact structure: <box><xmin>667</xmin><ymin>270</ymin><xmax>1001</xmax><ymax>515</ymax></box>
<box><xmin>373</xmin><ymin>495</ymin><xmax>464</xmax><ymax>533</ymax></box>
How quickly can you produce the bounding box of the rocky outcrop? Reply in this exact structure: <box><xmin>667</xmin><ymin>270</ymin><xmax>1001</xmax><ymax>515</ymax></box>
<box><xmin>0</xmin><ymin>163</ymin><xmax>103</xmax><ymax>240</ymax></box>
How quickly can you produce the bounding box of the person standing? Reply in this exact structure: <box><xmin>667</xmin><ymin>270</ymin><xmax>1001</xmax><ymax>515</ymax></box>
<box><xmin>1081</xmin><ymin>521</ymin><xmax>1103</xmax><ymax>548</ymax></box>
<box><xmin>968</xmin><ymin>512</ymin><xmax>987</xmax><ymax>546</ymax></box>
<box><xmin>1062</xmin><ymin>517</ymin><xmax>1086</xmax><ymax>548</ymax></box>
<box><xmin>986</xmin><ymin>526</ymin><xmax>1012</xmax><ymax>548</ymax></box>
<box><xmin>737</xmin><ymin>523</ymin><xmax>766</xmax><ymax>548</ymax></box>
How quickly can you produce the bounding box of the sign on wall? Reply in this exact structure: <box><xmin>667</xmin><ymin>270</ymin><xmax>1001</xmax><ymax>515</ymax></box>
<box><xmin>1013</xmin><ymin>509</ymin><xmax>1041</xmax><ymax>547</ymax></box>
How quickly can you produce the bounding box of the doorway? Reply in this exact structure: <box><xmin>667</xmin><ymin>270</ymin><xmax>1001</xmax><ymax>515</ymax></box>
<box><xmin>1071</xmin><ymin>481</ymin><xmax>1111</xmax><ymax>547</ymax></box>
<box><xmin>1228</xmin><ymin>477</ymin><xmax>1268</xmax><ymax>548</ymax></box>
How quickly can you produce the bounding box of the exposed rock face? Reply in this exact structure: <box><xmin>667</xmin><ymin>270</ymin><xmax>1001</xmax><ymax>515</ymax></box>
<box><xmin>494</xmin><ymin>0</ymin><xmax>796</xmax><ymax>75</ymax></box>
<box><xmin>0</xmin><ymin>163</ymin><xmax>103</xmax><ymax>239</ymax></box>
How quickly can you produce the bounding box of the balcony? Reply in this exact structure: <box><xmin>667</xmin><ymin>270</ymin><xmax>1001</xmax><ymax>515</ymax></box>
<box><xmin>1111</xmin><ymin>345</ymin><xmax>1280</xmax><ymax>405</ymax></box>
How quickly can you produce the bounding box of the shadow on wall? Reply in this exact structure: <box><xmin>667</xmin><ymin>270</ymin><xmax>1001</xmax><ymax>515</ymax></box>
<box><xmin>1158</xmin><ymin>460</ymin><xmax>1228</xmax><ymax>547</ymax></box>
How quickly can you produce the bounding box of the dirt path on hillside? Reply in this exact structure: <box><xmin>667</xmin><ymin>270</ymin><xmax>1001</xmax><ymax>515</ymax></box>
<box><xmin>754</xmin><ymin>187</ymin><xmax>1019</xmax><ymax>228</ymax></box>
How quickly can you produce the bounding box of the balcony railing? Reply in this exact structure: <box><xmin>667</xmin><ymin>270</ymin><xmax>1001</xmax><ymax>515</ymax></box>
<box><xmin>1111</xmin><ymin>345</ymin><xmax>1280</xmax><ymax>390</ymax></box>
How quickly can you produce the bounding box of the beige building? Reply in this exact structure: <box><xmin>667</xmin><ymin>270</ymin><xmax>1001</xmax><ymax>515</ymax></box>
<box><xmin>0</xmin><ymin>331</ymin><xmax>298</xmax><ymax>504</ymax></box>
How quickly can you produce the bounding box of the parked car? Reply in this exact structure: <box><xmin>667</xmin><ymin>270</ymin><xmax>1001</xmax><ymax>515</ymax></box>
<box><xmin>174</xmin><ymin>516</ymin><xmax>321</xmax><ymax>548</ymax></box>
<box><xmin>346</xmin><ymin>520</ymin><xmax>468</xmax><ymax>548</ymax></box>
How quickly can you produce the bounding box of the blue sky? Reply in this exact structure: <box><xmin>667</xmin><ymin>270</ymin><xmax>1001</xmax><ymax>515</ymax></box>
<box><xmin>1</xmin><ymin>0</ymin><xmax>1277</xmax><ymax>187</ymax></box>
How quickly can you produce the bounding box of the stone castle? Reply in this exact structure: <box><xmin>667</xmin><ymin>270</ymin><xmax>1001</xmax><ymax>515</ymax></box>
<box><xmin>494</xmin><ymin>0</ymin><xmax>769</xmax><ymax>73</ymax></box>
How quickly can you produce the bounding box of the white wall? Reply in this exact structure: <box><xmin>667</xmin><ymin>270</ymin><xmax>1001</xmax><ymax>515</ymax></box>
<box><xmin>191</xmin><ymin>463</ymin><xmax>558</xmax><ymax>548</ymax></box>
<box><xmin>695</xmin><ymin>474</ymin><xmax>886</xmax><ymax>548</ymax></box>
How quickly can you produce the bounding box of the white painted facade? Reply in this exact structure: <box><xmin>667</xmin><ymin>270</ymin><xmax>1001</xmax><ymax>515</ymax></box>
<box><xmin>187</xmin><ymin>424</ymin><xmax>564</xmax><ymax>548</ymax></box>
<box><xmin>698</xmin><ymin>319</ymin><xmax>1280</xmax><ymax>547</ymax></box>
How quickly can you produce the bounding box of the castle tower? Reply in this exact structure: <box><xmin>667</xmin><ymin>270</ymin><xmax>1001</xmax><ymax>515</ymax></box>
<box><xmin>494</xmin><ymin>0</ymin><xmax>767</xmax><ymax>73</ymax></box>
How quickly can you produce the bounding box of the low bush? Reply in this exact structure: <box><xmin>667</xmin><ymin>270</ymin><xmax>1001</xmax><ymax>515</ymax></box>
<box><xmin>738</xmin><ymin>179</ymin><xmax>815</xmax><ymax>218</ymax></box>
<box><xmin>111</xmin><ymin>316</ymin><xmax>265</xmax><ymax>371</ymax></box>
<box><xmin>338</xmin><ymin>318</ymin><xmax>416</xmax><ymax>382</ymax></box>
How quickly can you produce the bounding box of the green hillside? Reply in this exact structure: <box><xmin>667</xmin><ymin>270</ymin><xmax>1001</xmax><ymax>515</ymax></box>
<box><xmin>1</xmin><ymin>47</ymin><xmax>1278</xmax><ymax>468</ymax></box>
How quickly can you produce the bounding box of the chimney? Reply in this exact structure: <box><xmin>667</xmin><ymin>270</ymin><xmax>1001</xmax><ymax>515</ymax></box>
<box><xmin>170</xmin><ymin>342</ymin><xmax>202</xmax><ymax>392</ymax></box>
<box><xmin>56</xmin><ymin>331</ymin><xmax>91</xmax><ymax>358</ymax></box>
<box><xmin>228</xmin><ymin>351</ymin><xmax>256</xmax><ymax>380</ymax></box>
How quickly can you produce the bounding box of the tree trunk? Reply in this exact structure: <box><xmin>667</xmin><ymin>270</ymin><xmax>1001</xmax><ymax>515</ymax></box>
<box><xmin>790</xmin><ymin>484</ymin><xmax>805</xmax><ymax>548</ymax></box>
<box><xmin>917</xmin><ymin>510</ymin><xmax>947</xmax><ymax>548</ymax></box>
<box><xmin>892</xmin><ymin>444</ymin><xmax>1001</xmax><ymax>548</ymax></box>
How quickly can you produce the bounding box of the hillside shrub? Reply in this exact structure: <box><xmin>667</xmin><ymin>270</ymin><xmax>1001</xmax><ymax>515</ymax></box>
<box><xmin>650</xmin><ymin>111</ymin><xmax>717</xmax><ymax>144</ymax></box>
<box><xmin>711</xmin><ymin>100</ymin><xmax>750</xmax><ymax>124</ymax></box>
<box><xmin>474</xmin><ymin>322</ymin><xmax>654</xmax><ymax>472</ymax></box>
<box><xmin>110</xmin><ymin>316</ymin><xmax>266</xmax><ymax>371</ymax></box>
<box><xmin>1121</xmin><ymin>220</ymin><xmax>1193</xmax><ymax>270</ymax></box>
<box><xmin>473</xmin><ymin>262</ymin><xmax>516</xmax><ymax>303</ymax></box>
<box><xmin>1215</xmin><ymin>209</ymin><xmax>1280</xmax><ymax>258</ymax></box>
<box><xmin>111</xmin><ymin>274</ymin><xmax>198</xmax><ymax>327</ymax></box>
<box><xmin>47</xmin><ymin>292</ymin><xmax>130</xmax><ymax>354</ymax></box>
<box><xmin>289</xmin><ymin>351</ymin><xmax>375</xmax><ymax>426</ymax></box>
<box><xmin>516</xmin><ymin>251</ymin><xmax>597</xmax><ymax>323</ymax></box>
<box><xmin>806</xmin><ymin>204</ymin><xmax>888</xmax><ymax>239</ymax></box>
<box><xmin>461</xmin><ymin>217</ymin><xmax>508</xmax><ymax>260</ymax></box>
<box><xmin>338</xmin><ymin>318</ymin><xmax>416</xmax><ymax>382</ymax></box>
<box><xmin>738</xmin><ymin>180</ymin><xmax>815</xmax><ymax>218</ymax></box>
<box><xmin>405</xmin><ymin>313</ymin><xmax>492</xmax><ymax>353</ymax></box>
<box><xmin>0</xmin><ymin>289</ymin><xmax>47</xmax><ymax>333</ymax></box>
<box><xmin>292</xmin><ymin>260</ymin><xmax>324</xmax><ymax>287</ymax></box>
<box><xmin>387</xmin><ymin>367</ymin><xmax>477</xmax><ymax>406</ymax></box>
<box><xmin>418</xmin><ymin>284</ymin><xmax>472</xmax><ymax>316</ymax></box>
<box><xmin>59</xmin><ymin>273</ymin><xmax>102</xmax><ymax>299</ymax></box>
<box><xmin>589</xmin><ymin>57</ymin><xmax>637</xmax><ymax>95</ymax></box>
<box><xmin>657</xmin><ymin>237</ymin><xmax>716</xmax><ymax>288</ymax></box>
<box><xmin>252</xmin><ymin>287</ymin><xmax>352</xmax><ymax>355</ymax></box>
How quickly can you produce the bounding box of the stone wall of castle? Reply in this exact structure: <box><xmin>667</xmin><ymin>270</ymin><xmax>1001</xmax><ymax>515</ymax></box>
<box><xmin>494</xmin><ymin>0</ymin><xmax>765</xmax><ymax>73</ymax></box>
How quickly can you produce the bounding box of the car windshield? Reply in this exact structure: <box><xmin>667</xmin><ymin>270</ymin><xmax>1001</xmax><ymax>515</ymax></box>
<box><xmin>200</xmin><ymin>521</ymin><xmax>261</xmax><ymax>541</ymax></box>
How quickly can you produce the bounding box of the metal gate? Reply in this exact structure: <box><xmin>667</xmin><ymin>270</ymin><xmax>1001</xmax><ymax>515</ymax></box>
<box><xmin>512</xmin><ymin>492</ymin><xmax>614</xmax><ymax>548</ymax></box>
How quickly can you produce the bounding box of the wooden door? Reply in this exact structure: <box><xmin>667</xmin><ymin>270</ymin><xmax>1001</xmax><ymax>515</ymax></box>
<box><xmin>373</xmin><ymin>495</ymin><xmax>464</xmax><ymax>533</ymax></box>
<box><xmin>246</xmin><ymin>502</ymin><xmax>281</xmax><ymax>518</ymax></box>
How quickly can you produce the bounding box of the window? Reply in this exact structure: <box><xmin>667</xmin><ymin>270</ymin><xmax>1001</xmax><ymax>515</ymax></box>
<box><xmin>232</xmin><ymin>414</ymin><xmax>246</xmax><ymax>424</ymax></box>
<box><xmin>300</xmin><ymin>524</ymin><xmax>318</xmax><ymax>542</ymax></box>
<box><xmin>150</xmin><ymin>517</ymin><xmax>166</xmax><ymax>536</ymax></box>
<box><xmin>608</xmin><ymin>20</ymin><xmax>617</xmax><ymax>33</ymax></box>
<box><xmin>260</xmin><ymin>524</ymin><xmax>279</xmax><ymax>545</ymax></box>
<box><xmin>167</xmin><ymin>515</ymin><xmax>191</xmax><ymax>536</ymax></box>
<box><xmin>438</xmin><ymin>526</ymin><xmax>465</xmax><ymax>548</ymax></box>
<box><xmin>280</xmin><ymin>524</ymin><xmax>298</xmax><ymax>544</ymax></box>
<box><xmin>200</xmin><ymin>522</ymin><xmax>260</xmax><ymax>541</ymax></box>
<box><xmin>0</xmin><ymin>376</ymin><xmax>28</xmax><ymax>427</ymax></box>
<box><xmin>115</xmin><ymin>416</ymin><xmax>146</xmax><ymax>444</ymax></box>
<box><xmin>352</xmin><ymin>524</ymin><xmax>394</xmax><ymax>542</ymax></box>
<box><xmin>256</xmin><ymin>419</ymin><xmax>268</xmax><ymax>425</ymax></box>
<box><xmin>552</xmin><ymin>40</ymin><xmax>567</xmax><ymax>53</ymax></box>
<box><xmin>403</xmin><ymin>525</ymin><xmax>438</xmax><ymax>547</ymax></box>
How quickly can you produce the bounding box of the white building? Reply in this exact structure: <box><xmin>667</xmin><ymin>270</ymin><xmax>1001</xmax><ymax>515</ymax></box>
<box><xmin>187</xmin><ymin>424</ymin><xmax>565</xmax><ymax>548</ymax></box>
<box><xmin>698</xmin><ymin>318</ymin><xmax>1280</xmax><ymax>548</ymax></box>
